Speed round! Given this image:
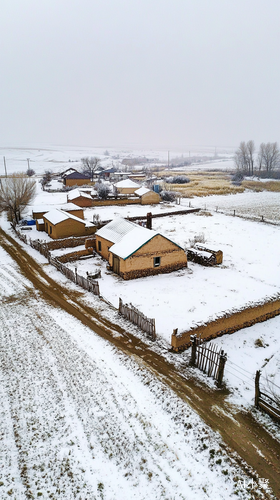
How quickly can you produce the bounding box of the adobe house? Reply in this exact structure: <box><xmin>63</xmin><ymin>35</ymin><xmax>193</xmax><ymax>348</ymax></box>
<box><xmin>113</xmin><ymin>179</ymin><xmax>140</xmax><ymax>195</ymax></box>
<box><xmin>67</xmin><ymin>188</ymin><xmax>93</xmax><ymax>207</ymax></box>
<box><xmin>43</xmin><ymin>209</ymin><xmax>96</xmax><ymax>239</ymax></box>
<box><xmin>95</xmin><ymin>218</ymin><xmax>187</xmax><ymax>280</ymax></box>
<box><xmin>32</xmin><ymin>203</ymin><xmax>84</xmax><ymax>220</ymax></box>
<box><xmin>63</xmin><ymin>171</ymin><xmax>91</xmax><ymax>187</ymax></box>
<box><xmin>134</xmin><ymin>187</ymin><xmax>160</xmax><ymax>205</ymax></box>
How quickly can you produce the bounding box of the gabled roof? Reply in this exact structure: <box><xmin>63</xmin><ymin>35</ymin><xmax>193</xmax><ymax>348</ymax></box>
<box><xmin>114</xmin><ymin>179</ymin><xmax>140</xmax><ymax>188</ymax></box>
<box><xmin>135</xmin><ymin>187</ymin><xmax>150</xmax><ymax>196</ymax></box>
<box><xmin>64</xmin><ymin>171</ymin><xmax>91</xmax><ymax>180</ymax></box>
<box><xmin>96</xmin><ymin>218</ymin><xmax>159</xmax><ymax>260</ymax></box>
<box><xmin>32</xmin><ymin>203</ymin><xmax>83</xmax><ymax>213</ymax></box>
<box><xmin>43</xmin><ymin>209</ymin><xmax>93</xmax><ymax>227</ymax></box>
<box><xmin>67</xmin><ymin>188</ymin><xmax>92</xmax><ymax>201</ymax></box>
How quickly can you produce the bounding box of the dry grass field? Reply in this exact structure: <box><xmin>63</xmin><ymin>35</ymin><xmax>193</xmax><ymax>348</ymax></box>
<box><xmin>158</xmin><ymin>170</ymin><xmax>280</xmax><ymax>198</ymax></box>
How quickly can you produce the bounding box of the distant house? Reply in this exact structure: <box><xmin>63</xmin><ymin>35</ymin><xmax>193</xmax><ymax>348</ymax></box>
<box><xmin>67</xmin><ymin>188</ymin><xmax>93</xmax><ymax>207</ymax></box>
<box><xmin>95</xmin><ymin>218</ymin><xmax>187</xmax><ymax>279</ymax></box>
<box><xmin>134</xmin><ymin>187</ymin><xmax>160</xmax><ymax>205</ymax></box>
<box><xmin>43</xmin><ymin>209</ymin><xmax>96</xmax><ymax>239</ymax></box>
<box><xmin>113</xmin><ymin>179</ymin><xmax>140</xmax><ymax>195</ymax></box>
<box><xmin>32</xmin><ymin>203</ymin><xmax>84</xmax><ymax>220</ymax></box>
<box><xmin>63</xmin><ymin>171</ymin><xmax>91</xmax><ymax>187</ymax></box>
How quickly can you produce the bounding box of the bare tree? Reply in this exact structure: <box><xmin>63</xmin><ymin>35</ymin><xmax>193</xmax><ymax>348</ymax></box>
<box><xmin>0</xmin><ymin>173</ymin><xmax>36</xmax><ymax>223</ymax></box>
<box><xmin>234</xmin><ymin>141</ymin><xmax>255</xmax><ymax>175</ymax></box>
<box><xmin>81</xmin><ymin>157</ymin><xmax>101</xmax><ymax>181</ymax></box>
<box><xmin>96</xmin><ymin>182</ymin><xmax>110</xmax><ymax>199</ymax></box>
<box><xmin>26</xmin><ymin>168</ymin><xmax>35</xmax><ymax>177</ymax></box>
<box><xmin>258</xmin><ymin>142</ymin><xmax>280</xmax><ymax>173</ymax></box>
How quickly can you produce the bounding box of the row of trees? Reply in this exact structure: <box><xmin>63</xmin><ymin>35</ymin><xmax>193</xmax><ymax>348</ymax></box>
<box><xmin>234</xmin><ymin>141</ymin><xmax>280</xmax><ymax>176</ymax></box>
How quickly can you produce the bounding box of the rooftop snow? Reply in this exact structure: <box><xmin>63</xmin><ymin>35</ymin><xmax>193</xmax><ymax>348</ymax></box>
<box><xmin>67</xmin><ymin>189</ymin><xmax>92</xmax><ymax>201</ymax></box>
<box><xmin>96</xmin><ymin>218</ymin><xmax>139</xmax><ymax>243</ymax></box>
<box><xmin>43</xmin><ymin>209</ymin><xmax>93</xmax><ymax>227</ymax></box>
<box><xmin>32</xmin><ymin>203</ymin><xmax>81</xmax><ymax>213</ymax></box>
<box><xmin>110</xmin><ymin>226</ymin><xmax>159</xmax><ymax>259</ymax></box>
<box><xmin>114</xmin><ymin>179</ymin><xmax>140</xmax><ymax>188</ymax></box>
<box><xmin>135</xmin><ymin>187</ymin><xmax>150</xmax><ymax>196</ymax></box>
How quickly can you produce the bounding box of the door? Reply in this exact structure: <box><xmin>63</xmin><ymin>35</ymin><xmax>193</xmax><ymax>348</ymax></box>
<box><xmin>113</xmin><ymin>255</ymin><xmax>120</xmax><ymax>274</ymax></box>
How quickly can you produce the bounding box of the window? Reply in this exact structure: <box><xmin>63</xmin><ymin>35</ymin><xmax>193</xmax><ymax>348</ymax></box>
<box><xmin>154</xmin><ymin>256</ymin><xmax>161</xmax><ymax>267</ymax></box>
<box><xmin>98</xmin><ymin>240</ymin><xmax>102</xmax><ymax>251</ymax></box>
<box><xmin>49</xmin><ymin>226</ymin><xmax>52</xmax><ymax>235</ymax></box>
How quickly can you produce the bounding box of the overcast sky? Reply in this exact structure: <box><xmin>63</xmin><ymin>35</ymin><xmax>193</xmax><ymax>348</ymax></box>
<box><xmin>1</xmin><ymin>0</ymin><xmax>280</xmax><ymax>150</ymax></box>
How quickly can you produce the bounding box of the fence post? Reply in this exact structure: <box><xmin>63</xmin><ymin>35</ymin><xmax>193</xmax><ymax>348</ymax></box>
<box><xmin>75</xmin><ymin>266</ymin><xmax>77</xmax><ymax>284</ymax></box>
<box><xmin>217</xmin><ymin>351</ymin><xmax>227</xmax><ymax>388</ymax></box>
<box><xmin>255</xmin><ymin>370</ymin><xmax>261</xmax><ymax>408</ymax></box>
<box><xmin>233</xmin><ymin>210</ymin><xmax>235</xmax><ymax>216</ymax></box>
<box><xmin>190</xmin><ymin>335</ymin><xmax>197</xmax><ymax>366</ymax></box>
<box><xmin>119</xmin><ymin>297</ymin><xmax>122</xmax><ymax>313</ymax></box>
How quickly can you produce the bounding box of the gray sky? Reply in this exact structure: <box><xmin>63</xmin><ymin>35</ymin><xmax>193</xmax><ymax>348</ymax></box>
<box><xmin>1</xmin><ymin>0</ymin><xmax>280</xmax><ymax>149</ymax></box>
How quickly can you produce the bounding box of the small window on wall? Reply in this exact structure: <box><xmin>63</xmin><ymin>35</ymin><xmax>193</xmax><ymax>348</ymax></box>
<box><xmin>98</xmin><ymin>240</ymin><xmax>102</xmax><ymax>251</ymax></box>
<box><xmin>154</xmin><ymin>256</ymin><xmax>161</xmax><ymax>267</ymax></box>
<box><xmin>50</xmin><ymin>226</ymin><xmax>52</xmax><ymax>235</ymax></box>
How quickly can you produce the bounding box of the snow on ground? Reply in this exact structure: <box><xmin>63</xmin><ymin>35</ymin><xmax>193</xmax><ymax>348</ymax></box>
<box><xmin>63</xmin><ymin>209</ymin><xmax>280</xmax><ymax>345</ymax></box>
<box><xmin>0</xmin><ymin>245</ymin><xmax>257</xmax><ymax>500</ymax></box>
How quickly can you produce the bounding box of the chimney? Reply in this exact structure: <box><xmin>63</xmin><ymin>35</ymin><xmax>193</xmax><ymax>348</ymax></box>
<box><xmin>147</xmin><ymin>212</ymin><xmax>152</xmax><ymax>230</ymax></box>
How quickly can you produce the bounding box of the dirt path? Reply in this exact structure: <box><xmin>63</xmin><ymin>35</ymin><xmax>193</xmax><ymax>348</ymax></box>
<box><xmin>1</xmin><ymin>226</ymin><xmax>280</xmax><ymax>499</ymax></box>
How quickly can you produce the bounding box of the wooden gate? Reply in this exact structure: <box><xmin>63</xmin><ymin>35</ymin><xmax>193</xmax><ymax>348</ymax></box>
<box><xmin>190</xmin><ymin>335</ymin><xmax>227</xmax><ymax>387</ymax></box>
<box><xmin>255</xmin><ymin>370</ymin><xmax>280</xmax><ymax>422</ymax></box>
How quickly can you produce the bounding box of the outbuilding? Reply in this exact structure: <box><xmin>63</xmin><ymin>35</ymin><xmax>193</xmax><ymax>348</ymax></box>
<box><xmin>43</xmin><ymin>209</ymin><xmax>96</xmax><ymax>239</ymax></box>
<box><xmin>113</xmin><ymin>179</ymin><xmax>140</xmax><ymax>195</ymax></box>
<box><xmin>134</xmin><ymin>187</ymin><xmax>160</xmax><ymax>205</ymax></box>
<box><xmin>67</xmin><ymin>188</ymin><xmax>93</xmax><ymax>207</ymax></box>
<box><xmin>63</xmin><ymin>171</ymin><xmax>91</xmax><ymax>187</ymax></box>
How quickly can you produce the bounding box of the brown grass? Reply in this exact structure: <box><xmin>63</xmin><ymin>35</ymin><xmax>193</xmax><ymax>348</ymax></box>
<box><xmin>242</xmin><ymin>180</ymin><xmax>280</xmax><ymax>192</ymax></box>
<box><xmin>157</xmin><ymin>170</ymin><xmax>280</xmax><ymax>198</ymax></box>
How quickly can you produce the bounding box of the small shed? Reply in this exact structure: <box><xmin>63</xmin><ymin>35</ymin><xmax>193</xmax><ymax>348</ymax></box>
<box><xmin>43</xmin><ymin>209</ymin><xmax>96</xmax><ymax>239</ymax></box>
<box><xmin>67</xmin><ymin>188</ymin><xmax>93</xmax><ymax>207</ymax></box>
<box><xmin>113</xmin><ymin>179</ymin><xmax>140</xmax><ymax>195</ymax></box>
<box><xmin>134</xmin><ymin>187</ymin><xmax>160</xmax><ymax>205</ymax></box>
<box><xmin>96</xmin><ymin>218</ymin><xmax>187</xmax><ymax>279</ymax></box>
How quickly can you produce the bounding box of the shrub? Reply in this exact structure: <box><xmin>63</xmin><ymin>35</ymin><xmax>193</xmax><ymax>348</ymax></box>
<box><xmin>97</xmin><ymin>182</ymin><xmax>110</xmax><ymax>199</ymax></box>
<box><xmin>189</xmin><ymin>232</ymin><xmax>206</xmax><ymax>247</ymax></box>
<box><xmin>166</xmin><ymin>175</ymin><xmax>190</xmax><ymax>184</ymax></box>
<box><xmin>160</xmin><ymin>190</ymin><xmax>176</xmax><ymax>202</ymax></box>
<box><xmin>231</xmin><ymin>171</ymin><xmax>244</xmax><ymax>185</ymax></box>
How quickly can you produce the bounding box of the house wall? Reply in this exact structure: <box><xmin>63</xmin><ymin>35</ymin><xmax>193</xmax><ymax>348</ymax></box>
<box><xmin>43</xmin><ymin>217</ymin><xmax>96</xmax><ymax>239</ymax></box>
<box><xmin>140</xmin><ymin>191</ymin><xmax>160</xmax><ymax>205</ymax></box>
<box><xmin>96</xmin><ymin>235</ymin><xmax>114</xmax><ymax>260</ymax></box>
<box><xmin>109</xmin><ymin>234</ymin><xmax>187</xmax><ymax>279</ymax></box>
<box><xmin>116</xmin><ymin>186</ymin><xmax>138</xmax><ymax>195</ymax></box>
<box><xmin>65</xmin><ymin>178</ymin><xmax>91</xmax><ymax>187</ymax></box>
<box><xmin>69</xmin><ymin>197</ymin><xmax>93</xmax><ymax>208</ymax></box>
<box><xmin>171</xmin><ymin>298</ymin><xmax>280</xmax><ymax>351</ymax></box>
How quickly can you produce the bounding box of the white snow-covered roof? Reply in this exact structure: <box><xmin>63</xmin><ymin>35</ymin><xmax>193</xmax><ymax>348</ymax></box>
<box><xmin>135</xmin><ymin>187</ymin><xmax>150</xmax><ymax>196</ymax></box>
<box><xmin>37</xmin><ymin>218</ymin><xmax>44</xmax><ymax>224</ymax></box>
<box><xmin>67</xmin><ymin>189</ymin><xmax>92</xmax><ymax>201</ymax></box>
<box><xmin>96</xmin><ymin>217</ymin><xmax>160</xmax><ymax>259</ymax></box>
<box><xmin>114</xmin><ymin>179</ymin><xmax>140</xmax><ymax>189</ymax></box>
<box><xmin>110</xmin><ymin>227</ymin><xmax>159</xmax><ymax>259</ymax></box>
<box><xmin>96</xmin><ymin>218</ymin><xmax>138</xmax><ymax>243</ymax></box>
<box><xmin>43</xmin><ymin>209</ymin><xmax>93</xmax><ymax>227</ymax></box>
<box><xmin>32</xmin><ymin>203</ymin><xmax>82</xmax><ymax>213</ymax></box>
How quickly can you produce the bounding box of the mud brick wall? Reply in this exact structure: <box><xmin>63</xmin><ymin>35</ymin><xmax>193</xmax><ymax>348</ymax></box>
<box><xmin>45</xmin><ymin>236</ymin><xmax>90</xmax><ymax>251</ymax></box>
<box><xmin>92</xmin><ymin>197</ymin><xmax>139</xmax><ymax>207</ymax></box>
<box><xmin>120</xmin><ymin>261</ymin><xmax>188</xmax><ymax>280</ymax></box>
<box><xmin>56</xmin><ymin>249</ymin><xmax>92</xmax><ymax>263</ymax></box>
<box><xmin>171</xmin><ymin>297</ymin><xmax>280</xmax><ymax>351</ymax></box>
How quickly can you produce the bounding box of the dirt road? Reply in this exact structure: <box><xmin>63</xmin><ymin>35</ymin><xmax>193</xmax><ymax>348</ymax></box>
<box><xmin>1</xmin><ymin>226</ymin><xmax>279</xmax><ymax>498</ymax></box>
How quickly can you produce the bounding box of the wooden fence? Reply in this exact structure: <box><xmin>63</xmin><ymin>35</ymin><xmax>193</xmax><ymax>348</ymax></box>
<box><xmin>13</xmin><ymin>227</ymin><xmax>99</xmax><ymax>296</ymax></box>
<box><xmin>119</xmin><ymin>298</ymin><xmax>156</xmax><ymax>341</ymax></box>
<box><xmin>255</xmin><ymin>370</ymin><xmax>280</xmax><ymax>423</ymax></box>
<box><xmin>190</xmin><ymin>334</ymin><xmax>227</xmax><ymax>387</ymax></box>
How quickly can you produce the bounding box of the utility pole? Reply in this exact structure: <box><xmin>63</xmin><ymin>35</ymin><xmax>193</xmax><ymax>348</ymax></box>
<box><xmin>3</xmin><ymin>156</ymin><xmax>7</xmax><ymax>177</ymax></box>
<box><xmin>168</xmin><ymin>151</ymin><xmax>170</xmax><ymax>168</ymax></box>
<box><xmin>27</xmin><ymin>158</ymin><xmax>30</xmax><ymax>170</ymax></box>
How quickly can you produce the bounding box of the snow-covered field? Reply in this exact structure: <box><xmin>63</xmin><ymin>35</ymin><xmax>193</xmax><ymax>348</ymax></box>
<box><xmin>0</xmin><ymin>244</ymin><xmax>259</xmax><ymax>500</ymax></box>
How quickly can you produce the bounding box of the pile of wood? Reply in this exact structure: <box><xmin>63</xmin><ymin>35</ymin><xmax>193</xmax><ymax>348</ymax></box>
<box><xmin>187</xmin><ymin>244</ymin><xmax>223</xmax><ymax>266</ymax></box>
